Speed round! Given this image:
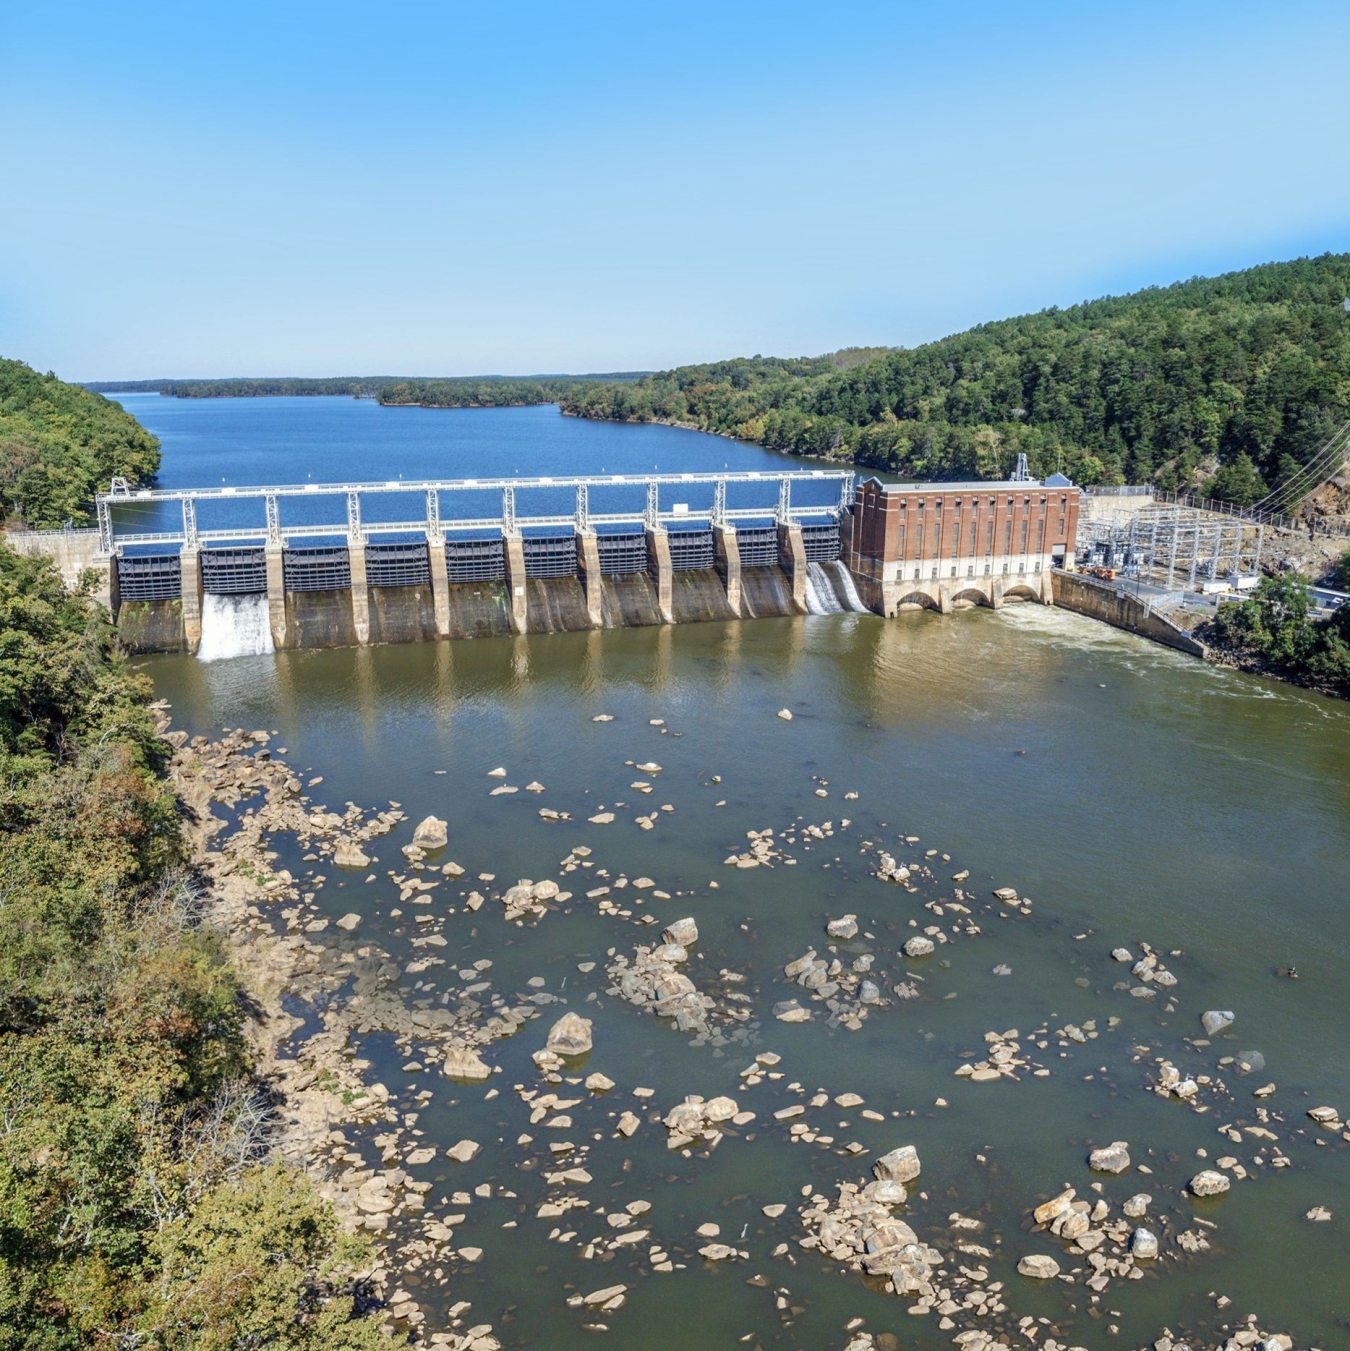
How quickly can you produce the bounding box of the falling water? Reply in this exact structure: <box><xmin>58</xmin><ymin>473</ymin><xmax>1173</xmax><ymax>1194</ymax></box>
<box><xmin>826</xmin><ymin>558</ymin><xmax>868</xmax><ymax>611</ymax></box>
<box><xmin>803</xmin><ymin>561</ymin><xmax>844</xmax><ymax>614</ymax></box>
<box><xmin>804</xmin><ymin>560</ymin><xmax>868</xmax><ymax>614</ymax></box>
<box><xmin>196</xmin><ymin>593</ymin><xmax>275</xmax><ymax>662</ymax></box>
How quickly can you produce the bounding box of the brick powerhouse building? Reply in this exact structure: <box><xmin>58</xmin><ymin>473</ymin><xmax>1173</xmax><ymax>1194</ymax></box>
<box><xmin>845</xmin><ymin>476</ymin><xmax>1080</xmax><ymax>615</ymax></box>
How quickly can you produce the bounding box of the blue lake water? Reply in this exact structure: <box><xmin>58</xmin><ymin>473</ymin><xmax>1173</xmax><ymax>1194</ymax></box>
<box><xmin>104</xmin><ymin>394</ymin><xmax>846</xmax><ymax>542</ymax></box>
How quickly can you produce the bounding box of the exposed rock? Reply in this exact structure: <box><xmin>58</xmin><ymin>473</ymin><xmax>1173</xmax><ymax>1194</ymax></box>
<box><xmin>606</xmin><ymin>942</ymin><xmax>731</xmax><ymax>1039</ymax></box>
<box><xmin>873</xmin><ymin>1145</ymin><xmax>920</xmax><ymax>1185</ymax></box>
<box><xmin>444</xmin><ymin>1046</ymin><xmax>493</xmax><ymax>1080</ymax></box>
<box><xmin>827</xmin><ymin>915</ymin><xmax>859</xmax><ymax>940</ymax></box>
<box><xmin>1017</xmin><ymin>1253</ymin><xmax>1060</xmax><ymax>1279</ymax></box>
<box><xmin>447</xmin><ymin>1139</ymin><xmax>481</xmax><ymax>1163</ymax></box>
<box><xmin>1130</xmin><ymin>1227</ymin><xmax>1159</xmax><ymax>1258</ymax></box>
<box><xmin>902</xmin><ymin>936</ymin><xmax>934</xmax><ymax>958</ymax></box>
<box><xmin>777</xmin><ymin>708</ymin><xmax>793</xmax><ymax>721</ymax></box>
<box><xmin>703</xmin><ymin>1095</ymin><xmax>739</xmax><ymax>1122</ymax></box>
<box><xmin>863</xmin><ymin>1180</ymin><xmax>907</xmax><ymax>1206</ymax></box>
<box><xmin>663</xmin><ymin>917</ymin><xmax>699</xmax><ymax>947</ymax></box>
<box><xmin>698</xmin><ymin>1242</ymin><xmax>741</xmax><ymax>1260</ymax></box>
<box><xmin>333</xmin><ymin>838</ymin><xmax>372</xmax><ymax>868</ymax></box>
<box><xmin>799</xmin><ymin>1179</ymin><xmax>937</xmax><ymax>1293</ymax></box>
<box><xmin>1088</xmin><ymin>1140</ymin><xmax>1131</xmax><ymax>1174</ymax></box>
<box><xmin>545</xmin><ymin>1012</ymin><xmax>592</xmax><ymax>1057</ymax></box>
<box><xmin>1033</xmin><ymin>1188</ymin><xmax>1076</xmax><ymax>1226</ymax></box>
<box><xmin>1201</xmin><ymin>1009</ymin><xmax>1235</xmax><ymax>1036</ymax></box>
<box><xmin>335</xmin><ymin>912</ymin><xmax>362</xmax><ymax>932</ymax></box>
<box><xmin>1188</xmin><ymin>1169</ymin><xmax>1232</xmax><ymax>1197</ymax></box>
<box><xmin>873</xmin><ymin>852</ymin><xmax>910</xmax><ymax>884</ymax></box>
<box><xmin>581</xmin><ymin>1284</ymin><xmax>627</xmax><ymax>1306</ymax></box>
<box><xmin>412</xmin><ymin>815</ymin><xmax>448</xmax><ymax>849</ymax></box>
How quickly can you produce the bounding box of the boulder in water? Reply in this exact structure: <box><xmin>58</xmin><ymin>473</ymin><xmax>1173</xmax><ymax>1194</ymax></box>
<box><xmin>443</xmin><ymin>1046</ymin><xmax>492</xmax><ymax>1080</ymax></box>
<box><xmin>873</xmin><ymin>1145</ymin><xmax>921</xmax><ymax>1184</ymax></box>
<box><xmin>1017</xmin><ymin>1254</ymin><xmax>1061</xmax><ymax>1279</ymax></box>
<box><xmin>333</xmin><ymin>838</ymin><xmax>372</xmax><ymax>868</ymax></box>
<box><xmin>412</xmin><ymin>815</ymin><xmax>448</xmax><ymax>849</ymax></box>
<box><xmin>546</xmin><ymin>1012</ymin><xmax>593</xmax><ymax>1057</ymax></box>
<box><xmin>1188</xmin><ymin>1169</ymin><xmax>1231</xmax><ymax>1197</ymax></box>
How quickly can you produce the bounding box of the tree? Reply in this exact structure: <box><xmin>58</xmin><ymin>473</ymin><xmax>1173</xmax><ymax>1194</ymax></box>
<box><xmin>1205</xmin><ymin>453</ymin><xmax>1268</xmax><ymax>506</ymax></box>
<box><xmin>1212</xmin><ymin>572</ymin><xmax>1313</xmax><ymax>666</ymax></box>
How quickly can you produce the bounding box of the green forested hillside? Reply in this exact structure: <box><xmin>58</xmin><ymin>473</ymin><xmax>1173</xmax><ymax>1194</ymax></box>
<box><xmin>0</xmin><ymin>545</ymin><xmax>383</xmax><ymax>1347</ymax></box>
<box><xmin>1</xmin><ymin>358</ymin><xmax>161</xmax><ymax>529</ymax></box>
<box><xmin>562</xmin><ymin>255</ymin><xmax>1350</xmax><ymax>500</ymax></box>
<box><xmin>378</xmin><ymin>372</ymin><xmax>653</xmax><ymax>408</ymax></box>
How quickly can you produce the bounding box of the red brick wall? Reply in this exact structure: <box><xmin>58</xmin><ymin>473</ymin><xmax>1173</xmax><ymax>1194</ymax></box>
<box><xmin>852</xmin><ymin>482</ymin><xmax>1079</xmax><ymax>564</ymax></box>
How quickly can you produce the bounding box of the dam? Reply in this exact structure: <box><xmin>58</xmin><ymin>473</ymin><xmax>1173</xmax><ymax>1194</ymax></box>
<box><xmin>92</xmin><ymin>470</ymin><xmax>1082</xmax><ymax>655</ymax></box>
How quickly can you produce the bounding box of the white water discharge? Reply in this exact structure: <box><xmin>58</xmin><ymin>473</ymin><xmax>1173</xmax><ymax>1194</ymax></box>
<box><xmin>196</xmin><ymin>593</ymin><xmax>275</xmax><ymax>662</ymax></box>
<box><xmin>826</xmin><ymin>559</ymin><xmax>868</xmax><ymax>612</ymax></box>
<box><xmin>804</xmin><ymin>561</ymin><xmax>844</xmax><ymax>614</ymax></box>
<box><xmin>804</xmin><ymin>560</ymin><xmax>869</xmax><ymax>615</ymax></box>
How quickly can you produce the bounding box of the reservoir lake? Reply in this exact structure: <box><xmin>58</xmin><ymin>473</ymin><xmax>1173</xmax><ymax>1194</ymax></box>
<box><xmin>115</xmin><ymin>394</ymin><xmax>1350</xmax><ymax>1350</ymax></box>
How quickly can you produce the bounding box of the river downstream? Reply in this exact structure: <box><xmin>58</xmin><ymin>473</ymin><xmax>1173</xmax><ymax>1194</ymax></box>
<box><xmin>120</xmin><ymin>396</ymin><xmax>1350</xmax><ymax>1350</ymax></box>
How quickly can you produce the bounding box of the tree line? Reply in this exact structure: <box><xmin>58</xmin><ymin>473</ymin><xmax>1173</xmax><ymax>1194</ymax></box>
<box><xmin>82</xmin><ymin>371</ymin><xmax>653</xmax><ymax>404</ymax></box>
<box><xmin>560</xmin><ymin>255</ymin><xmax>1350</xmax><ymax>503</ymax></box>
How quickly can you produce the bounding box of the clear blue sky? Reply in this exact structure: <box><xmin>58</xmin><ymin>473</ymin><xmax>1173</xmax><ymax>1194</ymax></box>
<box><xmin>4</xmin><ymin>1</ymin><xmax>1349</xmax><ymax>381</ymax></box>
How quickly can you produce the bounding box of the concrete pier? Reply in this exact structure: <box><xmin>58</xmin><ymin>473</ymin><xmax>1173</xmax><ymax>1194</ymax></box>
<box><xmin>428</xmin><ymin>538</ymin><xmax>451</xmax><ymax>638</ymax></box>
<box><xmin>777</xmin><ymin>521</ymin><xmax>808</xmax><ymax>613</ymax></box>
<box><xmin>265</xmin><ymin>545</ymin><xmax>288</xmax><ymax>649</ymax></box>
<box><xmin>645</xmin><ymin>526</ymin><xmax>673</xmax><ymax>624</ymax></box>
<box><xmin>348</xmin><ymin>543</ymin><xmax>370</xmax><ymax>644</ymax></box>
<box><xmin>713</xmin><ymin>523</ymin><xmax>742</xmax><ymax>615</ymax></box>
<box><xmin>503</xmin><ymin>534</ymin><xmax>528</xmax><ymax>634</ymax></box>
<box><xmin>576</xmin><ymin>530</ymin><xmax>604</xmax><ymax>628</ymax></box>
<box><xmin>181</xmin><ymin>547</ymin><xmax>203</xmax><ymax>653</ymax></box>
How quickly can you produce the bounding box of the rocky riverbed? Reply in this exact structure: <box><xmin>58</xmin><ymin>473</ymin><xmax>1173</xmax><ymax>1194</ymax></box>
<box><xmin>148</xmin><ymin>689</ymin><xmax>1345</xmax><ymax>1351</ymax></box>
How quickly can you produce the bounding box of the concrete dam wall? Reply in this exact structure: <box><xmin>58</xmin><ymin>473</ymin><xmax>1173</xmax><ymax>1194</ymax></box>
<box><xmin>1050</xmin><ymin>570</ymin><xmax>1208</xmax><ymax>657</ymax></box>
<box><xmin>112</xmin><ymin>523</ymin><xmax>842</xmax><ymax>655</ymax></box>
<box><xmin>91</xmin><ymin>471</ymin><xmax>1079</xmax><ymax>657</ymax></box>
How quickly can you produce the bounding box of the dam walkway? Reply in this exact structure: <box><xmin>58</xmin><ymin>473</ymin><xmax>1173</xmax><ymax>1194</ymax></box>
<box><xmin>96</xmin><ymin>470</ymin><xmax>866</xmax><ymax>653</ymax></box>
<box><xmin>0</xmin><ymin>470</ymin><xmax>1082</xmax><ymax>655</ymax></box>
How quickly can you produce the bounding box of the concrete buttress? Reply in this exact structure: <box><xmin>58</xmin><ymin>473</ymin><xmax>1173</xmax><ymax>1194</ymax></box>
<box><xmin>347</xmin><ymin>543</ymin><xmax>369</xmax><ymax>644</ymax></box>
<box><xmin>576</xmin><ymin>530</ymin><xmax>604</xmax><ymax>627</ymax></box>
<box><xmin>503</xmin><ymin>534</ymin><xmax>528</xmax><ymax>634</ymax></box>
<box><xmin>777</xmin><ymin>521</ymin><xmax>808</xmax><ymax>613</ymax></box>
<box><xmin>645</xmin><ymin>526</ymin><xmax>673</xmax><ymax>623</ymax></box>
<box><xmin>180</xmin><ymin>548</ymin><xmax>203</xmax><ymax>653</ymax></box>
<box><xmin>713</xmin><ymin>523</ymin><xmax>742</xmax><ymax>615</ymax></box>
